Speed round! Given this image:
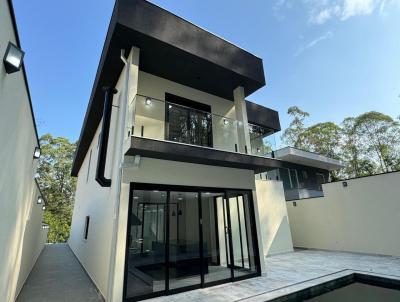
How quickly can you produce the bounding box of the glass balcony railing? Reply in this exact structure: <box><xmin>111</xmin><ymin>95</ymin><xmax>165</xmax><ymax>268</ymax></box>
<box><xmin>125</xmin><ymin>94</ymin><xmax>276</xmax><ymax>157</ymax></box>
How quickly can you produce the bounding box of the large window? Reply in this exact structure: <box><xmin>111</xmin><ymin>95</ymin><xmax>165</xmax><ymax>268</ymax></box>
<box><xmin>124</xmin><ymin>185</ymin><xmax>260</xmax><ymax>301</ymax></box>
<box><xmin>165</xmin><ymin>94</ymin><xmax>213</xmax><ymax>148</ymax></box>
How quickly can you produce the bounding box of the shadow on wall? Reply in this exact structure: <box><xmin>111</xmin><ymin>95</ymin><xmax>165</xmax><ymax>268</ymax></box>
<box><xmin>255</xmin><ymin>180</ymin><xmax>294</xmax><ymax>257</ymax></box>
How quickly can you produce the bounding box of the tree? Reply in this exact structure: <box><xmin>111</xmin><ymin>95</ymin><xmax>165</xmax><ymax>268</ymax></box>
<box><xmin>281</xmin><ymin>106</ymin><xmax>310</xmax><ymax>149</ymax></box>
<box><xmin>353</xmin><ymin>112</ymin><xmax>400</xmax><ymax>173</ymax></box>
<box><xmin>341</xmin><ymin>117</ymin><xmax>377</xmax><ymax>178</ymax></box>
<box><xmin>37</xmin><ymin>134</ymin><xmax>77</xmax><ymax>243</ymax></box>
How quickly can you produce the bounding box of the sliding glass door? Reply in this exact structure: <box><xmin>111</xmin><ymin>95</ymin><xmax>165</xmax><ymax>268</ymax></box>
<box><xmin>124</xmin><ymin>185</ymin><xmax>260</xmax><ymax>301</ymax></box>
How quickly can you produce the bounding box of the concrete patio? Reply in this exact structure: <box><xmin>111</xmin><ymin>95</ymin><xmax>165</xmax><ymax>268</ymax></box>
<box><xmin>17</xmin><ymin>244</ymin><xmax>103</xmax><ymax>302</ymax></box>
<box><xmin>147</xmin><ymin>249</ymin><xmax>400</xmax><ymax>302</ymax></box>
<box><xmin>17</xmin><ymin>246</ymin><xmax>400</xmax><ymax>302</ymax></box>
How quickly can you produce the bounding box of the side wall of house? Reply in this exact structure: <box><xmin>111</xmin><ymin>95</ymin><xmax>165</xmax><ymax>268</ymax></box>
<box><xmin>255</xmin><ymin>180</ymin><xmax>293</xmax><ymax>256</ymax></box>
<box><xmin>287</xmin><ymin>171</ymin><xmax>400</xmax><ymax>256</ymax></box>
<box><xmin>15</xmin><ymin>185</ymin><xmax>48</xmax><ymax>296</ymax></box>
<box><xmin>0</xmin><ymin>1</ymin><xmax>44</xmax><ymax>301</ymax></box>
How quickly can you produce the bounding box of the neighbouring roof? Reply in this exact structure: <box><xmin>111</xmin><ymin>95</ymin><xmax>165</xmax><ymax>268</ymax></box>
<box><xmin>274</xmin><ymin>147</ymin><xmax>345</xmax><ymax>171</ymax></box>
<box><xmin>72</xmin><ymin>0</ymin><xmax>266</xmax><ymax>176</ymax></box>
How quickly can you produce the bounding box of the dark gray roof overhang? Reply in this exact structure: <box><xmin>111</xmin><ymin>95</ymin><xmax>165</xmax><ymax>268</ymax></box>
<box><xmin>72</xmin><ymin>0</ymin><xmax>266</xmax><ymax>176</ymax></box>
<box><xmin>246</xmin><ymin>100</ymin><xmax>281</xmax><ymax>132</ymax></box>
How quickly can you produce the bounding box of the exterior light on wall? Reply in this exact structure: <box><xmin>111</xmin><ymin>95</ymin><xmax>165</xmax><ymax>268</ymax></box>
<box><xmin>145</xmin><ymin>98</ymin><xmax>152</xmax><ymax>106</ymax></box>
<box><xmin>257</xmin><ymin>148</ymin><xmax>261</xmax><ymax>153</ymax></box>
<box><xmin>42</xmin><ymin>224</ymin><xmax>50</xmax><ymax>229</ymax></box>
<box><xmin>3</xmin><ymin>42</ymin><xmax>25</xmax><ymax>74</ymax></box>
<box><xmin>33</xmin><ymin>147</ymin><xmax>41</xmax><ymax>159</ymax></box>
<box><xmin>342</xmin><ymin>181</ymin><xmax>348</xmax><ymax>188</ymax></box>
<box><xmin>168</xmin><ymin>105</ymin><xmax>172</xmax><ymax>109</ymax></box>
<box><xmin>37</xmin><ymin>196</ymin><xmax>43</xmax><ymax>204</ymax></box>
<box><xmin>223</xmin><ymin>118</ymin><xmax>229</xmax><ymax>125</ymax></box>
<box><xmin>42</xmin><ymin>205</ymin><xmax>46</xmax><ymax>210</ymax></box>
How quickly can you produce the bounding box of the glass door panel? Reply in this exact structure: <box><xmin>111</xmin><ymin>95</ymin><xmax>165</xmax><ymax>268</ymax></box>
<box><xmin>227</xmin><ymin>191</ymin><xmax>259</xmax><ymax>279</ymax></box>
<box><xmin>168</xmin><ymin>191</ymin><xmax>201</xmax><ymax>290</ymax></box>
<box><xmin>125</xmin><ymin>190</ymin><xmax>167</xmax><ymax>299</ymax></box>
<box><xmin>201</xmin><ymin>192</ymin><xmax>232</xmax><ymax>284</ymax></box>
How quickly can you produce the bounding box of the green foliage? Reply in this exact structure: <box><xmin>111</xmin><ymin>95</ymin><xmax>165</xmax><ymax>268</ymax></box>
<box><xmin>281</xmin><ymin>106</ymin><xmax>310</xmax><ymax>149</ymax></box>
<box><xmin>37</xmin><ymin>134</ymin><xmax>77</xmax><ymax>243</ymax></box>
<box><xmin>283</xmin><ymin>108</ymin><xmax>400</xmax><ymax>180</ymax></box>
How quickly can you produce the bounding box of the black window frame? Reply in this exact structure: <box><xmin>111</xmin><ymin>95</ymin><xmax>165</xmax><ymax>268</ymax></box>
<box><xmin>164</xmin><ymin>93</ymin><xmax>213</xmax><ymax>148</ymax></box>
<box><xmin>83</xmin><ymin>216</ymin><xmax>90</xmax><ymax>240</ymax></box>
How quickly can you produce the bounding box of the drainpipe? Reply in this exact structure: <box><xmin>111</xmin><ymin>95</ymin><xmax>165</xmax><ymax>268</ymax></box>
<box><xmin>95</xmin><ymin>86</ymin><xmax>118</xmax><ymax>187</ymax></box>
<box><xmin>106</xmin><ymin>48</ymin><xmax>134</xmax><ymax>302</ymax></box>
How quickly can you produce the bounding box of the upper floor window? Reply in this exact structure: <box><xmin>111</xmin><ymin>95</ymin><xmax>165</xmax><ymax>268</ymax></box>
<box><xmin>165</xmin><ymin>93</ymin><xmax>213</xmax><ymax>148</ymax></box>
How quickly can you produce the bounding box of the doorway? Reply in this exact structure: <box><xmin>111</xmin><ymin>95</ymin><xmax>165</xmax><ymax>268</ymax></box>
<box><xmin>123</xmin><ymin>184</ymin><xmax>260</xmax><ymax>301</ymax></box>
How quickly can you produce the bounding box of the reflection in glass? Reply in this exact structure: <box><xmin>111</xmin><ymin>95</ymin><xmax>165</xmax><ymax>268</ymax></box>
<box><xmin>168</xmin><ymin>192</ymin><xmax>201</xmax><ymax>289</ymax></box>
<box><xmin>126</xmin><ymin>190</ymin><xmax>167</xmax><ymax>299</ymax></box>
<box><xmin>201</xmin><ymin>193</ymin><xmax>232</xmax><ymax>283</ymax></box>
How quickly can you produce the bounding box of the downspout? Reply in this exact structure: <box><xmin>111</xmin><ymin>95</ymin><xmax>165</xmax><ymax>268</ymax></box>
<box><xmin>96</xmin><ymin>86</ymin><xmax>117</xmax><ymax>187</ymax></box>
<box><xmin>106</xmin><ymin>49</ymin><xmax>131</xmax><ymax>301</ymax></box>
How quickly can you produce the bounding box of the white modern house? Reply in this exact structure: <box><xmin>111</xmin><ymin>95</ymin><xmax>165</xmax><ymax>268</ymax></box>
<box><xmin>68</xmin><ymin>1</ymin><xmax>343</xmax><ymax>301</ymax></box>
<box><xmin>0</xmin><ymin>0</ymin><xmax>48</xmax><ymax>301</ymax></box>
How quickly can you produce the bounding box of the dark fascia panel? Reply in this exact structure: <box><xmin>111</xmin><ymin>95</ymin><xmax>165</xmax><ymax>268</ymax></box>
<box><xmin>125</xmin><ymin>137</ymin><xmax>315</xmax><ymax>174</ymax></box>
<box><xmin>246</xmin><ymin>100</ymin><xmax>281</xmax><ymax>132</ymax></box>
<box><xmin>71</xmin><ymin>0</ymin><xmax>266</xmax><ymax>176</ymax></box>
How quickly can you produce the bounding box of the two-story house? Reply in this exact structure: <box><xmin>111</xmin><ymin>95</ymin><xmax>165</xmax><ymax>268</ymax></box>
<box><xmin>69</xmin><ymin>1</ymin><xmax>343</xmax><ymax>301</ymax></box>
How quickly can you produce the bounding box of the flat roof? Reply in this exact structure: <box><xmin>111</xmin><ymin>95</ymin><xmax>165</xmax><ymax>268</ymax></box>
<box><xmin>274</xmin><ymin>147</ymin><xmax>345</xmax><ymax>171</ymax></box>
<box><xmin>72</xmin><ymin>0</ymin><xmax>266</xmax><ymax>176</ymax></box>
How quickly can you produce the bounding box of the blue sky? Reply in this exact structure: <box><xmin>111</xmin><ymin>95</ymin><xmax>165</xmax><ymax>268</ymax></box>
<box><xmin>13</xmin><ymin>0</ymin><xmax>400</xmax><ymax>143</ymax></box>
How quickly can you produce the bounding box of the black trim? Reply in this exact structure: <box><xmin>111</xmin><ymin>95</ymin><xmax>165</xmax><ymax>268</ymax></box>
<box><xmin>95</xmin><ymin>87</ymin><xmax>117</xmax><ymax>187</ymax></box>
<box><xmin>246</xmin><ymin>100</ymin><xmax>281</xmax><ymax>132</ymax></box>
<box><xmin>126</xmin><ymin>136</ymin><xmax>316</xmax><ymax>174</ymax></box>
<box><xmin>266</xmin><ymin>273</ymin><xmax>400</xmax><ymax>302</ymax></box>
<box><xmin>327</xmin><ymin>170</ymin><xmax>400</xmax><ymax>185</ymax></box>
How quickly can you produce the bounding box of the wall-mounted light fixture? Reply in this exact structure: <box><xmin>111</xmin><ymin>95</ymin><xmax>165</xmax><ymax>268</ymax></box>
<box><xmin>37</xmin><ymin>196</ymin><xmax>43</xmax><ymax>204</ymax></box>
<box><xmin>42</xmin><ymin>224</ymin><xmax>50</xmax><ymax>229</ymax></box>
<box><xmin>342</xmin><ymin>181</ymin><xmax>348</xmax><ymax>188</ymax></box>
<box><xmin>145</xmin><ymin>97</ymin><xmax>152</xmax><ymax>106</ymax></box>
<box><xmin>223</xmin><ymin>118</ymin><xmax>229</xmax><ymax>125</ymax></box>
<box><xmin>257</xmin><ymin>148</ymin><xmax>261</xmax><ymax>153</ymax></box>
<box><xmin>3</xmin><ymin>42</ymin><xmax>25</xmax><ymax>74</ymax></box>
<box><xmin>42</xmin><ymin>205</ymin><xmax>46</xmax><ymax>210</ymax></box>
<box><xmin>33</xmin><ymin>147</ymin><xmax>41</xmax><ymax>159</ymax></box>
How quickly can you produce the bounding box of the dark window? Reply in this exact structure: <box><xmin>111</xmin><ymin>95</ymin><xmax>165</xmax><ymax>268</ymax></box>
<box><xmin>84</xmin><ymin>216</ymin><xmax>90</xmax><ymax>240</ymax></box>
<box><xmin>165</xmin><ymin>94</ymin><xmax>213</xmax><ymax>147</ymax></box>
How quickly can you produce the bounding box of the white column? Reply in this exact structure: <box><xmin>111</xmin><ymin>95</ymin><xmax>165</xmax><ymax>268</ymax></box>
<box><xmin>233</xmin><ymin>86</ymin><xmax>251</xmax><ymax>154</ymax></box>
<box><xmin>107</xmin><ymin>47</ymin><xmax>140</xmax><ymax>302</ymax></box>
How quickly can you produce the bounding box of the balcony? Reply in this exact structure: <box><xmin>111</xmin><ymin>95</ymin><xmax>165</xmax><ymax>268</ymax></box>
<box><xmin>124</xmin><ymin>94</ymin><xmax>283</xmax><ymax>173</ymax></box>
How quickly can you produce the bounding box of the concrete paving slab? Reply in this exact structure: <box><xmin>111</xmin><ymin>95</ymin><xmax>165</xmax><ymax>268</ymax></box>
<box><xmin>16</xmin><ymin>244</ymin><xmax>103</xmax><ymax>302</ymax></box>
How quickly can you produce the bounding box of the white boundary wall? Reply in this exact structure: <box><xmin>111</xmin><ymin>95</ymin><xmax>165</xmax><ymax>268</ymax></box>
<box><xmin>287</xmin><ymin>172</ymin><xmax>400</xmax><ymax>256</ymax></box>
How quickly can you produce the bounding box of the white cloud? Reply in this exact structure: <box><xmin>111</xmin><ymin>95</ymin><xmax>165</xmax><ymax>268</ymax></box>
<box><xmin>295</xmin><ymin>31</ymin><xmax>333</xmax><ymax>56</ymax></box>
<box><xmin>341</xmin><ymin>0</ymin><xmax>377</xmax><ymax>20</ymax></box>
<box><xmin>274</xmin><ymin>0</ymin><xmax>397</xmax><ymax>24</ymax></box>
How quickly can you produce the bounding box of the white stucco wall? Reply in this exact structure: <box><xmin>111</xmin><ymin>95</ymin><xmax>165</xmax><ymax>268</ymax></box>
<box><xmin>255</xmin><ymin>180</ymin><xmax>293</xmax><ymax>256</ymax></box>
<box><xmin>0</xmin><ymin>1</ymin><xmax>45</xmax><ymax>301</ymax></box>
<box><xmin>15</xmin><ymin>185</ymin><xmax>48</xmax><ymax>297</ymax></box>
<box><xmin>287</xmin><ymin>171</ymin><xmax>400</xmax><ymax>256</ymax></box>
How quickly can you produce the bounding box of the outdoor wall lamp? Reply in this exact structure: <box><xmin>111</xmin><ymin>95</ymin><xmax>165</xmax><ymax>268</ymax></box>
<box><xmin>3</xmin><ymin>42</ymin><xmax>25</xmax><ymax>74</ymax></box>
<box><xmin>223</xmin><ymin>118</ymin><xmax>229</xmax><ymax>125</ymax></box>
<box><xmin>37</xmin><ymin>196</ymin><xmax>43</xmax><ymax>204</ymax></box>
<box><xmin>145</xmin><ymin>97</ymin><xmax>152</xmax><ymax>106</ymax></box>
<box><xmin>42</xmin><ymin>205</ymin><xmax>46</xmax><ymax>210</ymax></box>
<box><xmin>33</xmin><ymin>147</ymin><xmax>41</xmax><ymax>159</ymax></box>
<box><xmin>42</xmin><ymin>224</ymin><xmax>50</xmax><ymax>229</ymax></box>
